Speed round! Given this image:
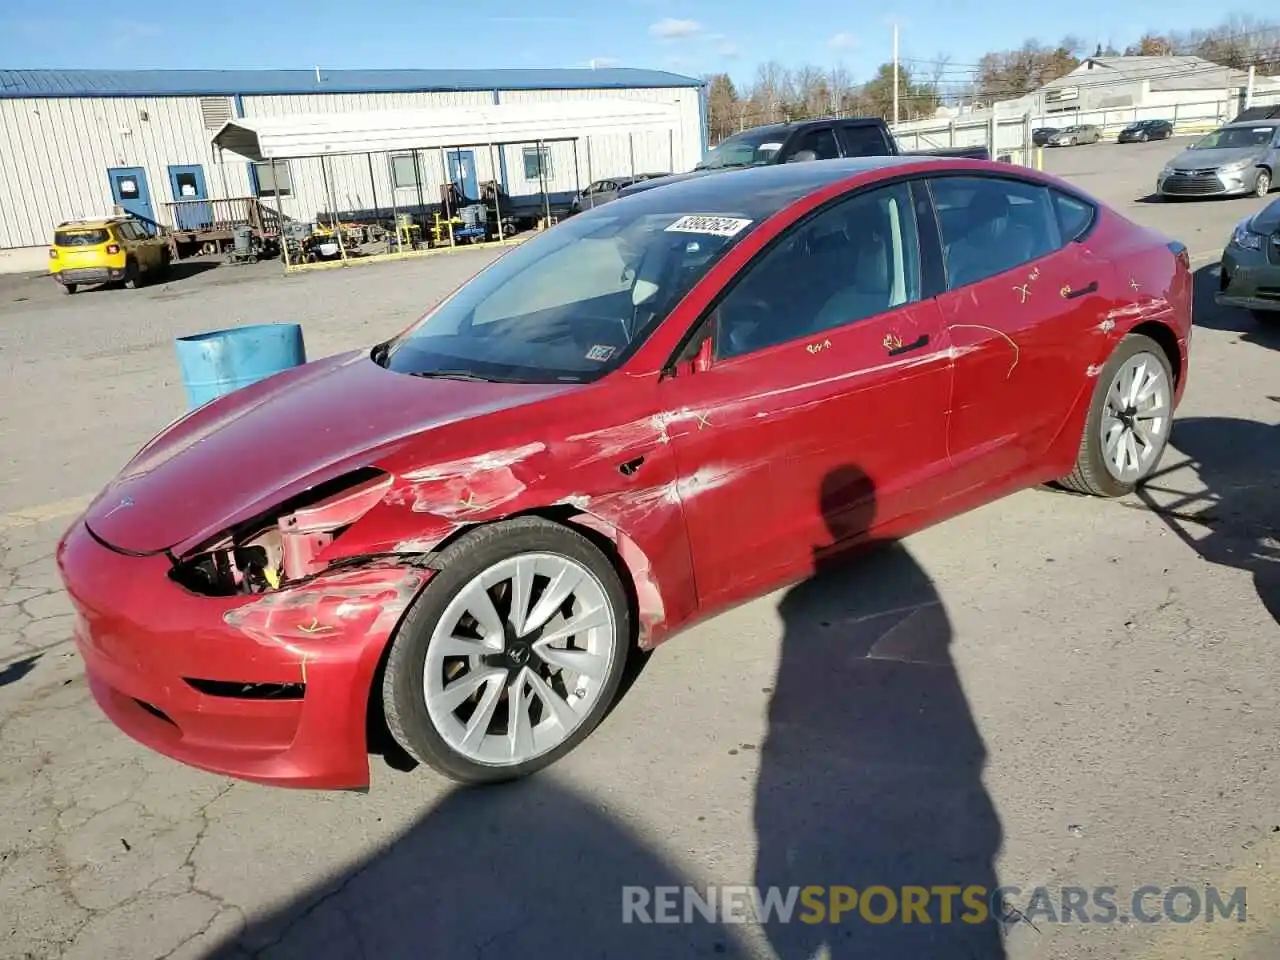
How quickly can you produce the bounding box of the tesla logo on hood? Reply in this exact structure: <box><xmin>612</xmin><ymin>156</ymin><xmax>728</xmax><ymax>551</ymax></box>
<box><xmin>101</xmin><ymin>496</ymin><xmax>135</xmax><ymax>519</ymax></box>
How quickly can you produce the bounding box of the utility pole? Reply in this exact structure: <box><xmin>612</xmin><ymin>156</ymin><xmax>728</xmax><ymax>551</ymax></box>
<box><xmin>892</xmin><ymin>23</ymin><xmax>900</xmax><ymax>128</ymax></box>
<box><xmin>1246</xmin><ymin>64</ymin><xmax>1256</xmax><ymax>110</ymax></box>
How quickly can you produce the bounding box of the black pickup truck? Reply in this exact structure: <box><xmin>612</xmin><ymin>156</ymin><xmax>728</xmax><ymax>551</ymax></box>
<box><xmin>619</xmin><ymin>116</ymin><xmax>991</xmax><ymax>200</ymax></box>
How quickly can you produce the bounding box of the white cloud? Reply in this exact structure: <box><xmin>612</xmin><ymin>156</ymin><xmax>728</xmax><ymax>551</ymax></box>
<box><xmin>718</xmin><ymin>40</ymin><xmax>741</xmax><ymax>58</ymax></box>
<box><xmin>828</xmin><ymin>32</ymin><xmax>857</xmax><ymax>51</ymax></box>
<box><xmin>650</xmin><ymin>18</ymin><xmax>703</xmax><ymax>39</ymax></box>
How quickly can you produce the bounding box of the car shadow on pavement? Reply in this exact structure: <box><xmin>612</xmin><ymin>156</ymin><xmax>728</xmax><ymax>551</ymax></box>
<box><xmin>753</xmin><ymin>465</ymin><xmax>1007</xmax><ymax>959</ymax></box>
<box><xmin>1191</xmin><ymin>262</ymin><xmax>1280</xmax><ymax>349</ymax></box>
<box><xmin>0</xmin><ymin>653</ymin><xmax>40</xmax><ymax>689</ymax></box>
<box><xmin>1139</xmin><ymin>414</ymin><xmax>1280</xmax><ymax>627</ymax></box>
<box><xmin>204</xmin><ymin>775</ymin><xmax>756</xmax><ymax>959</ymax></box>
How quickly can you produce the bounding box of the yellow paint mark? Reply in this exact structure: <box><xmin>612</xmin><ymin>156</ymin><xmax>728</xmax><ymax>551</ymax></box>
<box><xmin>1133</xmin><ymin>837</ymin><xmax>1280</xmax><ymax>960</ymax></box>
<box><xmin>296</xmin><ymin>618</ymin><xmax>334</xmax><ymax>635</ymax></box>
<box><xmin>0</xmin><ymin>494</ymin><xmax>94</xmax><ymax>531</ymax></box>
<box><xmin>949</xmin><ymin>323</ymin><xmax>1021</xmax><ymax>379</ymax></box>
<box><xmin>263</xmin><ymin>566</ymin><xmax>281</xmax><ymax>590</ymax></box>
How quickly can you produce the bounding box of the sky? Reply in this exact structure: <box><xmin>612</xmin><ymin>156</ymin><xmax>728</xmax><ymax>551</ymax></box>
<box><xmin>0</xmin><ymin>0</ymin><xmax>1248</xmax><ymax>87</ymax></box>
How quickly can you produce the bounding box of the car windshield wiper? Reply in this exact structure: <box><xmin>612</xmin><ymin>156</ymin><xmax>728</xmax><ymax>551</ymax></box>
<box><xmin>408</xmin><ymin>369</ymin><xmax>498</xmax><ymax>382</ymax></box>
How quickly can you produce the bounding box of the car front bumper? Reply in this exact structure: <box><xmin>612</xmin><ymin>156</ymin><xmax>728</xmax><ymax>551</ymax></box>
<box><xmin>55</xmin><ymin>518</ymin><xmax>432</xmax><ymax>789</ymax></box>
<box><xmin>1157</xmin><ymin>168</ymin><xmax>1259</xmax><ymax>198</ymax></box>
<box><xmin>53</xmin><ymin>266</ymin><xmax>128</xmax><ymax>285</ymax></box>
<box><xmin>1216</xmin><ymin>242</ymin><xmax>1280</xmax><ymax>313</ymax></box>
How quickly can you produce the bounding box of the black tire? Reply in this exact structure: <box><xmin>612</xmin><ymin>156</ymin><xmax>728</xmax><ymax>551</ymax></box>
<box><xmin>381</xmin><ymin>516</ymin><xmax>632</xmax><ymax>784</ymax></box>
<box><xmin>123</xmin><ymin>259</ymin><xmax>143</xmax><ymax>289</ymax></box>
<box><xmin>1059</xmin><ymin>333</ymin><xmax>1175</xmax><ymax>497</ymax></box>
<box><xmin>1254</xmin><ymin>168</ymin><xmax>1272</xmax><ymax>198</ymax></box>
<box><xmin>62</xmin><ymin>283</ymin><xmax>77</xmax><ymax>295</ymax></box>
<box><xmin>1251</xmin><ymin>309</ymin><xmax>1280</xmax><ymax>324</ymax></box>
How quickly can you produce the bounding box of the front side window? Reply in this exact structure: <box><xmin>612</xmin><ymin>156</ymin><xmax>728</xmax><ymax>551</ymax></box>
<box><xmin>713</xmin><ymin>182</ymin><xmax>922</xmax><ymax>360</ymax></box>
<box><xmin>929</xmin><ymin>176</ymin><xmax>1061</xmax><ymax>290</ymax></box>
<box><xmin>384</xmin><ymin>207</ymin><xmax>758</xmax><ymax>383</ymax></box>
<box><xmin>786</xmin><ymin>127</ymin><xmax>840</xmax><ymax>161</ymax></box>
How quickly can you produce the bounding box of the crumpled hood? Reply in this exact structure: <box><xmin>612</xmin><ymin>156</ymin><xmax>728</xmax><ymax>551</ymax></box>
<box><xmin>1168</xmin><ymin>147</ymin><xmax>1265</xmax><ymax>170</ymax></box>
<box><xmin>81</xmin><ymin>350</ymin><xmax>579</xmax><ymax>555</ymax></box>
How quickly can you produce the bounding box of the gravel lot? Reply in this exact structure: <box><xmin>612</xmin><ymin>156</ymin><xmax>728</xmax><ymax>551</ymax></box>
<box><xmin>1</xmin><ymin>137</ymin><xmax>1278</xmax><ymax>960</ymax></box>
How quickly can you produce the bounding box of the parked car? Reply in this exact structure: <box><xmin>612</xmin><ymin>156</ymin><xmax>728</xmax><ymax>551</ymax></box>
<box><xmin>57</xmin><ymin>155</ymin><xmax>1193</xmax><ymax>791</ymax></box>
<box><xmin>1156</xmin><ymin>120</ymin><xmax>1280</xmax><ymax>199</ymax></box>
<box><xmin>568</xmin><ymin>174</ymin><xmax>666</xmax><ymax>215</ymax></box>
<box><xmin>619</xmin><ymin>116</ymin><xmax>990</xmax><ymax>200</ymax></box>
<box><xmin>1046</xmin><ymin>125</ymin><xmax>1102</xmax><ymax>147</ymax></box>
<box><xmin>1216</xmin><ymin>196</ymin><xmax>1280</xmax><ymax>322</ymax></box>
<box><xmin>48</xmin><ymin>215</ymin><xmax>171</xmax><ymax>294</ymax></box>
<box><xmin>1032</xmin><ymin>127</ymin><xmax>1060</xmax><ymax>146</ymax></box>
<box><xmin>1118</xmin><ymin>119</ymin><xmax>1174</xmax><ymax>143</ymax></box>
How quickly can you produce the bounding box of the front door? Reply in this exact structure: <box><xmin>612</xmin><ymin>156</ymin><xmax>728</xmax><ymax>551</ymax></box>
<box><xmin>926</xmin><ymin>173</ymin><xmax>1112</xmax><ymax>486</ymax></box>
<box><xmin>658</xmin><ymin>180</ymin><xmax>953</xmax><ymax>605</ymax></box>
<box><xmin>168</xmin><ymin>164</ymin><xmax>212</xmax><ymax>230</ymax></box>
<box><xmin>107</xmin><ymin>167</ymin><xmax>154</xmax><ymax>226</ymax></box>
<box><xmin>450</xmin><ymin>150</ymin><xmax>479</xmax><ymax>200</ymax></box>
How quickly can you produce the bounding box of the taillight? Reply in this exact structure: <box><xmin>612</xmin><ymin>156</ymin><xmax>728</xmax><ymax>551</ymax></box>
<box><xmin>48</xmin><ymin>248</ymin><xmax>57</xmax><ymax>258</ymax></box>
<box><xmin>106</xmin><ymin>243</ymin><xmax>120</xmax><ymax>255</ymax></box>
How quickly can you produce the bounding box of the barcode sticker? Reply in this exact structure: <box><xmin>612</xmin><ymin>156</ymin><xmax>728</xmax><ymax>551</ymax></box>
<box><xmin>665</xmin><ymin>215</ymin><xmax>753</xmax><ymax>238</ymax></box>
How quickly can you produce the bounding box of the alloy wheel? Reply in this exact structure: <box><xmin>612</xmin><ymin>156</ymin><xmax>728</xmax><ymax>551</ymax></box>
<box><xmin>422</xmin><ymin>552</ymin><xmax>618</xmax><ymax>767</ymax></box>
<box><xmin>1255</xmin><ymin>171</ymin><xmax>1272</xmax><ymax>197</ymax></box>
<box><xmin>1100</xmin><ymin>351</ymin><xmax>1171</xmax><ymax>483</ymax></box>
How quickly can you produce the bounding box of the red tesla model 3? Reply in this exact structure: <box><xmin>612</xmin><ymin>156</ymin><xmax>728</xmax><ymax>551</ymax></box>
<box><xmin>56</xmin><ymin>156</ymin><xmax>1192</xmax><ymax>790</ymax></box>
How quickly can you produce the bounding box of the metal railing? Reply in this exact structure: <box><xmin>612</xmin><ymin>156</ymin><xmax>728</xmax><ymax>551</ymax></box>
<box><xmin>161</xmin><ymin>197</ymin><xmax>284</xmax><ymax>238</ymax></box>
<box><xmin>891</xmin><ymin>95</ymin><xmax>1280</xmax><ymax>160</ymax></box>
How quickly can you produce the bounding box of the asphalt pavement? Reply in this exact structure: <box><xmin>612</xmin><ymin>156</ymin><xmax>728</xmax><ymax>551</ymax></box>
<box><xmin>1</xmin><ymin>137</ymin><xmax>1277</xmax><ymax>960</ymax></box>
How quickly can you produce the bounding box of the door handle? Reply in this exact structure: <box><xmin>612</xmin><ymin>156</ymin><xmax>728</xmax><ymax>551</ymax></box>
<box><xmin>886</xmin><ymin>333</ymin><xmax>930</xmax><ymax>356</ymax></box>
<box><xmin>1062</xmin><ymin>280</ymin><xmax>1099</xmax><ymax>299</ymax></box>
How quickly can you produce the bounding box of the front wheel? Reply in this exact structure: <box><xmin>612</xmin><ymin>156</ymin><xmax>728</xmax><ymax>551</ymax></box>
<box><xmin>1251</xmin><ymin>309</ymin><xmax>1280</xmax><ymax>324</ymax></box>
<box><xmin>1254</xmin><ymin>169</ymin><xmax>1272</xmax><ymax>198</ymax></box>
<box><xmin>1059</xmin><ymin>333</ymin><xmax>1175</xmax><ymax>498</ymax></box>
<box><xmin>382</xmin><ymin>516</ymin><xmax>632</xmax><ymax>784</ymax></box>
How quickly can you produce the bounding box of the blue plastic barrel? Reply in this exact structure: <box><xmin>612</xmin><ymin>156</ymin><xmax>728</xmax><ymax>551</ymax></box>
<box><xmin>174</xmin><ymin>322</ymin><xmax>306</xmax><ymax>410</ymax></box>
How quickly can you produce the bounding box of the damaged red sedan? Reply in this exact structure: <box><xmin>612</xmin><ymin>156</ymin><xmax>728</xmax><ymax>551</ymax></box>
<box><xmin>57</xmin><ymin>156</ymin><xmax>1192</xmax><ymax>789</ymax></box>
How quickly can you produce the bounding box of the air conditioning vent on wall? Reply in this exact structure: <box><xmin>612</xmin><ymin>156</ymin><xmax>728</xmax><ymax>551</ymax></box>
<box><xmin>199</xmin><ymin>96</ymin><xmax>234</xmax><ymax>131</ymax></box>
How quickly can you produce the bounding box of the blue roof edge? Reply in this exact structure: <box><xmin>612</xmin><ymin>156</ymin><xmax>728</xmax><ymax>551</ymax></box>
<box><xmin>0</xmin><ymin>67</ymin><xmax>705</xmax><ymax>99</ymax></box>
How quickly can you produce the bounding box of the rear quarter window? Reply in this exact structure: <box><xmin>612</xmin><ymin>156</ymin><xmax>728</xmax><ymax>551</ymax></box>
<box><xmin>1052</xmin><ymin>190</ymin><xmax>1096</xmax><ymax>242</ymax></box>
<box><xmin>54</xmin><ymin>228</ymin><xmax>110</xmax><ymax>246</ymax></box>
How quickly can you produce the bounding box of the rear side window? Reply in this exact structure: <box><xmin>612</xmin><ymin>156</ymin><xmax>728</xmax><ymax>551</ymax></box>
<box><xmin>929</xmin><ymin>176</ymin><xmax>1061</xmax><ymax>290</ymax></box>
<box><xmin>54</xmin><ymin>228</ymin><xmax>109</xmax><ymax>246</ymax></box>
<box><xmin>789</xmin><ymin>127</ymin><xmax>841</xmax><ymax>160</ymax></box>
<box><xmin>838</xmin><ymin>124</ymin><xmax>893</xmax><ymax>157</ymax></box>
<box><xmin>1052</xmin><ymin>190</ymin><xmax>1096</xmax><ymax>242</ymax></box>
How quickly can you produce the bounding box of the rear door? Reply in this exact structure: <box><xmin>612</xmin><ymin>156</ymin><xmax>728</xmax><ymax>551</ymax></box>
<box><xmin>658</xmin><ymin>180</ymin><xmax>953</xmax><ymax>602</ymax></box>
<box><xmin>924</xmin><ymin>173</ymin><xmax>1111</xmax><ymax>486</ymax></box>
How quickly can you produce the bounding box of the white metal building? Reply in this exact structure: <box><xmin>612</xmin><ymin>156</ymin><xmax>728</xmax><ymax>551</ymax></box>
<box><xmin>0</xmin><ymin>67</ymin><xmax>707</xmax><ymax>256</ymax></box>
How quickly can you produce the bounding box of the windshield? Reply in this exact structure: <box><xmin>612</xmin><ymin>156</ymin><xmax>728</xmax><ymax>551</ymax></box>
<box><xmin>696</xmin><ymin>129</ymin><xmax>785</xmax><ymax>170</ymax></box>
<box><xmin>381</xmin><ymin>208</ymin><xmax>756</xmax><ymax>383</ymax></box>
<box><xmin>1193</xmin><ymin>126</ymin><xmax>1275</xmax><ymax>149</ymax></box>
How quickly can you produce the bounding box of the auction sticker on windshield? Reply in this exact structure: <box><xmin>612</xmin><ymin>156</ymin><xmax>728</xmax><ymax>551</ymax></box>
<box><xmin>666</xmin><ymin>215</ymin><xmax>753</xmax><ymax>238</ymax></box>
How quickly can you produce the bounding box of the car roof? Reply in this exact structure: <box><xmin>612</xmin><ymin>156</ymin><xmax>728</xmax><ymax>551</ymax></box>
<box><xmin>56</xmin><ymin>216</ymin><xmax>124</xmax><ymax>228</ymax></box>
<box><xmin>1225</xmin><ymin>119</ymin><xmax>1280</xmax><ymax>128</ymax></box>
<box><xmin>604</xmin><ymin>155</ymin><xmax>961</xmax><ymax>221</ymax></box>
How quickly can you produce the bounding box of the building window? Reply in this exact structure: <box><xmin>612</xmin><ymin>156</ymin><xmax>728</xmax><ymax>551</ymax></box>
<box><xmin>252</xmin><ymin>161</ymin><xmax>292</xmax><ymax>198</ymax></box>
<box><xmin>390</xmin><ymin>154</ymin><xmax>422</xmax><ymax>189</ymax></box>
<box><xmin>523</xmin><ymin>145</ymin><xmax>553</xmax><ymax>180</ymax></box>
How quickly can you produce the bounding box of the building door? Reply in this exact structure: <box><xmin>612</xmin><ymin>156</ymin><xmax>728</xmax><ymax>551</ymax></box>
<box><xmin>450</xmin><ymin>150</ymin><xmax>479</xmax><ymax>200</ymax></box>
<box><xmin>107</xmin><ymin>167</ymin><xmax>155</xmax><ymax>228</ymax></box>
<box><xmin>168</xmin><ymin>164</ymin><xmax>212</xmax><ymax>230</ymax></box>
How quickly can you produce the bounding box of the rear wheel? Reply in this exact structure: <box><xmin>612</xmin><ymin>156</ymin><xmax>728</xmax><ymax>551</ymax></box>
<box><xmin>1059</xmin><ymin>333</ymin><xmax>1175</xmax><ymax>498</ymax></box>
<box><xmin>382</xmin><ymin>516</ymin><xmax>632</xmax><ymax>784</ymax></box>
<box><xmin>62</xmin><ymin>283</ymin><xmax>77</xmax><ymax>295</ymax></box>
<box><xmin>123</xmin><ymin>259</ymin><xmax>144</xmax><ymax>289</ymax></box>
